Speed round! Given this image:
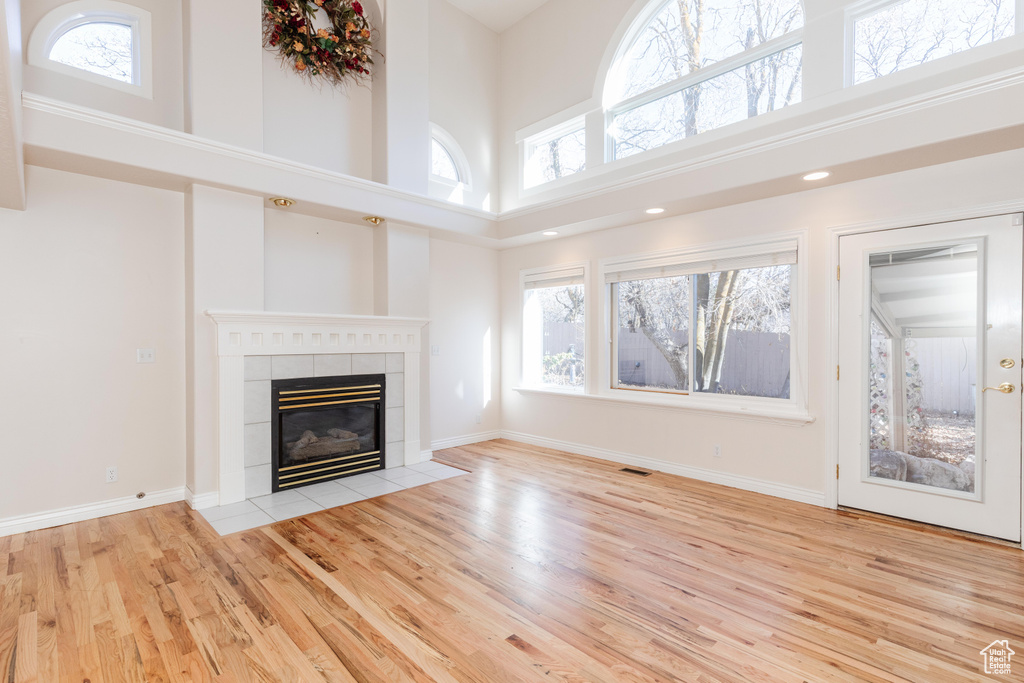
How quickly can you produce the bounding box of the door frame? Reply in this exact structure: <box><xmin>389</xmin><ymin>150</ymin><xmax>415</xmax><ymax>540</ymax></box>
<box><xmin>825</xmin><ymin>202</ymin><xmax>1024</xmax><ymax>546</ymax></box>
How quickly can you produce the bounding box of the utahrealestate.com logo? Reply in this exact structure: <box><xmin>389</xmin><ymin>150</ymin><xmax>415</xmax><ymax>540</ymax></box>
<box><xmin>980</xmin><ymin>640</ymin><xmax>1015</xmax><ymax>675</ymax></box>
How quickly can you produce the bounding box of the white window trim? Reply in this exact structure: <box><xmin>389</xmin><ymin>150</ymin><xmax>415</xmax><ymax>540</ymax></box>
<box><xmin>595</xmin><ymin>232</ymin><xmax>811</xmax><ymax>422</ymax></box>
<box><xmin>429</xmin><ymin>124</ymin><xmax>471</xmax><ymax>190</ymax></box>
<box><xmin>28</xmin><ymin>0</ymin><xmax>153</xmax><ymax>99</ymax></box>
<box><xmin>520</xmin><ymin>116</ymin><xmax>587</xmax><ymax>192</ymax></box>
<box><xmin>844</xmin><ymin>0</ymin><xmax>1024</xmax><ymax>88</ymax></box>
<box><xmin>519</xmin><ymin>261</ymin><xmax>589</xmax><ymax>393</ymax></box>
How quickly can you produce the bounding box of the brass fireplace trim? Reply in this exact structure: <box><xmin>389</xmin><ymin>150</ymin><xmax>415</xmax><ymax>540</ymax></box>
<box><xmin>279</xmin><ymin>390</ymin><xmax>380</xmax><ymax>402</ymax></box>
<box><xmin>278</xmin><ymin>461</ymin><xmax>382</xmax><ymax>487</ymax></box>
<box><xmin>278</xmin><ymin>397</ymin><xmax>380</xmax><ymax>410</ymax></box>
<box><xmin>279</xmin><ymin>384</ymin><xmax>381</xmax><ymax>395</ymax></box>
<box><xmin>279</xmin><ymin>450</ymin><xmax>382</xmax><ymax>473</ymax></box>
<box><xmin>278</xmin><ymin>454</ymin><xmax>381</xmax><ymax>480</ymax></box>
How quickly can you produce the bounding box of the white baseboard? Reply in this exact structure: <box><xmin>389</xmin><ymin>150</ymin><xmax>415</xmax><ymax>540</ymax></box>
<box><xmin>431</xmin><ymin>431</ymin><xmax>502</xmax><ymax>451</ymax></box>
<box><xmin>0</xmin><ymin>487</ymin><xmax>187</xmax><ymax>537</ymax></box>
<box><xmin>419</xmin><ymin>449</ymin><xmax>434</xmax><ymax>462</ymax></box>
<box><xmin>500</xmin><ymin>430</ymin><xmax>826</xmax><ymax>508</ymax></box>
<box><xmin>185</xmin><ymin>488</ymin><xmax>220</xmax><ymax>511</ymax></box>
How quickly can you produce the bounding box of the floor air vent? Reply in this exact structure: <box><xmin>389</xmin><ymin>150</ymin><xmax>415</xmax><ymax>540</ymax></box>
<box><xmin>620</xmin><ymin>467</ymin><xmax>653</xmax><ymax>477</ymax></box>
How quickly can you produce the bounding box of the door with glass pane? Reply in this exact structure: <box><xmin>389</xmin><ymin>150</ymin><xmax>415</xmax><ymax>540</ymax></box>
<box><xmin>838</xmin><ymin>215</ymin><xmax>1022</xmax><ymax>541</ymax></box>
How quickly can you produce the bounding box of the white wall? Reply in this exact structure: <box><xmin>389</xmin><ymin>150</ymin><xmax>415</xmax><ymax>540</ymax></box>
<box><xmin>429</xmin><ymin>238</ymin><xmax>501</xmax><ymax>444</ymax></box>
<box><xmin>264</xmin><ymin>209</ymin><xmax>375</xmax><ymax>315</ymax></box>
<box><xmin>262</xmin><ymin>51</ymin><xmax>374</xmax><ymax>178</ymax></box>
<box><xmin>428</xmin><ymin>0</ymin><xmax>499</xmax><ymax>211</ymax></box>
<box><xmin>21</xmin><ymin>0</ymin><xmax>184</xmax><ymax>130</ymax></box>
<box><xmin>0</xmin><ymin>166</ymin><xmax>185</xmax><ymax>519</ymax></box>
<box><xmin>500</xmin><ymin>148</ymin><xmax>1024</xmax><ymax>495</ymax></box>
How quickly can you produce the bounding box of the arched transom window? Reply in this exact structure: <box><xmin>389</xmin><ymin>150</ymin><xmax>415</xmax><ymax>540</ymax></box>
<box><xmin>49</xmin><ymin>21</ymin><xmax>134</xmax><ymax>83</ymax></box>
<box><xmin>607</xmin><ymin>0</ymin><xmax>804</xmax><ymax>159</ymax></box>
<box><xmin>431</xmin><ymin>138</ymin><xmax>460</xmax><ymax>183</ymax></box>
<box><xmin>28</xmin><ymin>1</ymin><xmax>152</xmax><ymax>97</ymax></box>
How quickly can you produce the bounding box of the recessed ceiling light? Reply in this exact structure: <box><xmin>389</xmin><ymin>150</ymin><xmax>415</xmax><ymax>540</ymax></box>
<box><xmin>542</xmin><ymin>231</ymin><xmax>559</xmax><ymax>236</ymax></box>
<box><xmin>646</xmin><ymin>208</ymin><xmax>665</xmax><ymax>214</ymax></box>
<box><xmin>362</xmin><ymin>216</ymin><xmax>386</xmax><ymax>226</ymax></box>
<box><xmin>270</xmin><ymin>197</ymin><xmax>295</xmax><ymax>207</ymax></box>
<box><xmin>803</xmin><ymin>171</ymin><xmax>830</xmax><ymax>181</ymax></box>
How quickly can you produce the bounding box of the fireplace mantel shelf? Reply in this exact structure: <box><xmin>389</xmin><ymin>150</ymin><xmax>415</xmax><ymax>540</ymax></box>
<box><xmin>206</xmin><ymin>310</ymin><xmax>430</xmax><ymax>327</ymax></box>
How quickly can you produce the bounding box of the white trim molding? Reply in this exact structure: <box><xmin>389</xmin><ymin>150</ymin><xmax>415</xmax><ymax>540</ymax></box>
<box><xmin>185</xmin><ymin>487</ymin><xmax>220</xmax><ymax>511</ymax></box>
<box><xmin>500</xmin><ymin>431</ymin><xmax>826</xmax><ymax>507</ymax></box>
<box><xmin>206</xmin><ymin>311</ymin><xmax>430</xmax><ymax>506</ymax></box>
<box><xmin>0</xmin><ymin>487</ymin><xmax>185</xmax><ymax>537</ymax></box>
<box><xmin>431</xmin><ymin>431</ymin><xmax>503</xmax><ymax>451</ymax></box>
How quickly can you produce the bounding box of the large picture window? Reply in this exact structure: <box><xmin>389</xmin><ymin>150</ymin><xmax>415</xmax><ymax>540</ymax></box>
<box><xmin>607</xmin><ymin>243</ymin><xmax>795</xmax><ymax>399</ymax></box>
<box><xmin>849</xmin><ymin>0</ymin><xmax>1018</xmax><ymax>86</ymax></box>
<box><xmin>606</xmin><ymin>0</ymin><xmax>803</xmax><ymax>159</ymax></box>
<box><xmin>522</xmin><ymin>266</ymin><xmax>587</xmax><ymax>390</ymax></box>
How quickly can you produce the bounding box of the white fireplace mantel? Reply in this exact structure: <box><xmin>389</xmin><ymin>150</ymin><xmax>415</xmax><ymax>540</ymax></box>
<box><xmin>206</xmin><ymin>310</ymin><xmax>430</xmax><ymax>506</ymax></box>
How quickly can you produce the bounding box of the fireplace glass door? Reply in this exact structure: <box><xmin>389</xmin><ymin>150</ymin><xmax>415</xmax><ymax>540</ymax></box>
<box><xmin>272</xmin><ymin>375</ymin><xmax>385</xmax><ymax>491</ymax></box>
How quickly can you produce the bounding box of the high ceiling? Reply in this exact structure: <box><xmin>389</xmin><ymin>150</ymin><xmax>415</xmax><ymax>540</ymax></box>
<box><xmin>444</xmin><ymin>0</ymin><xmax>551</xmax><ymax>33</ymax></box>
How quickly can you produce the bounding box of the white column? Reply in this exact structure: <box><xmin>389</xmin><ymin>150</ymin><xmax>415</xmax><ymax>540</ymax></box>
<box><xmin>0</xmin><ymin>0</ymin><xmax>25</xmax><ymax>210</ymax></box>
<box><xmin>371</xmin><ymin>0</ymin><xmax>430</xmax><ymax>193</ymax></box>
<box><xmin>217</xmin><ymin>356</ymin><xmax>247</xmax><ymax>504</ymax></box>
<box><xmin>185</xmin><ymin>186</ymin><xmax>264</xmax><ymax>504</ymax></box>
<box><xmin>182</xmin><ymin>0</ymin><xmax>264</xmax><ymax>149</ymax></box>
<box><xmin>404</xmin><ymin>350</ymin><xmax>422</xmax><ymax>465</ymax></box>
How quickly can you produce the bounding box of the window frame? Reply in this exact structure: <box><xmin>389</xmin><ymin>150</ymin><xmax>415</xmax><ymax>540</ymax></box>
<box><xmin>604</xmin><ymin>0</ymin><xmax>805</xmax><ymax>162</ymax></box>
<box><xmin>28</xmin><ymin>0</ymin><xmax>153</xmax><ymax>98</ymax></box>
<box><xmin>520</xmin><ymin>262</ymin><xmax>590</xmax><ymax>393</ymax></box>
<box><xmin>598</xmin><ymin>233</ymin><xmax>809</xmax><ymax>419</ymax></box>
<box><xmin>427</xmin><ymin>124</ymin><xmax>472</xmax><ymax>205</ymax></box>
<box><xmin>520</xmin><ymin>116</ymin><xmax>587</xmax><ymax>191</ymax></box>
<box><xmin>843</xmin><ymin>0</ymin><xmax>1024</xmax><ymax>88</ymax></box>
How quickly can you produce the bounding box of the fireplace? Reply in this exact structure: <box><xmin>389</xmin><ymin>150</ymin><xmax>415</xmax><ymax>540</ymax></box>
<box><xmin>271</xmin><ymin>374</ymin><xmax>386</xmax><ymax>492</ymax></box>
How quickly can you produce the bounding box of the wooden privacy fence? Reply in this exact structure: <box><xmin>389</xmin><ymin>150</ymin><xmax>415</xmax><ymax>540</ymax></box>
<box><xmin>910</xmin><ymin>336</ymin><xmax>977</xmax><ymax>417</ymax></box>
<box><xmin>543</xmin><ymin>323</ymin><xmax>791</xmax><ymax>398</ymax></box>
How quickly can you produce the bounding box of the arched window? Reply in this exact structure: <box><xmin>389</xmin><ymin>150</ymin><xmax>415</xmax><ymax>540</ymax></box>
<box><xmin>28</xmin><ymin>1</ymin><xmax>152</xmax><ymax>97</ymax></box>
<box><xmin>431</xmin><ymin>138</ymin><xmax>460</xmax><ymax>183</ymax></box>
<box><xmin>606</xmin><ymin>0</ymin><xmax>803</xmax><ymax>160</ymax></box>
<box><xmin>428</xmin><ymin>124</ymin><xmax>472</xmax><ymax>204</ymax></box>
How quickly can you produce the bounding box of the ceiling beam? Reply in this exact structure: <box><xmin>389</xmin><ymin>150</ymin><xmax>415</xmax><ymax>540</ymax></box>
<box><xmin>0</xmin><ymin>0</ymin><xmax>25</xmax><ymax>210</ymax></box>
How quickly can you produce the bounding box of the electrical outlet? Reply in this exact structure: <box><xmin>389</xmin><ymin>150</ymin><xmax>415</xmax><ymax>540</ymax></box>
<box><xmin>136</xmin><ymin>348</ymin><xmax>155</xmax><ymax>363</ymax></box>
<box><xmin>713</xmin><ymin>445</ymin><xmax>722</xmax><ymax>458</ymax></box>
<box><xmin>475</xmin><ymin>413</ymin><xmax>482</xmax><ymax>424</ymax></box>
<box><xmin>106</xmin><ymin>466</ymin><xmax>118</xmax><ymax>483</ymax></box>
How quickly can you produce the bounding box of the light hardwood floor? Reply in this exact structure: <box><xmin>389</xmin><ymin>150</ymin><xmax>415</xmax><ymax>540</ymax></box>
<box><xmin>1</xmin><ymin>439</ymin><xmax>1022</xmax><ymax>682</ymax></box>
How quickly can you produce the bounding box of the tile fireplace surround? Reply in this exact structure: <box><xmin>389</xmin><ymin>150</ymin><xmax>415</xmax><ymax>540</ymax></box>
<box><xmin>206</xmin><ymin>311</ymin><xmax>429</xmax><ymax>507</ymax></box>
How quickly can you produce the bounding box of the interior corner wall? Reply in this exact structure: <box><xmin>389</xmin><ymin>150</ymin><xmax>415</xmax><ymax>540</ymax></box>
<box><xmin>427</xmin><ymin>0</ymin><xmax>499</xmax><ymax>211</ymax></box>
<box><xmin>262</xmin><ymin>52</ymin><xmax>374</xmax><ymax>179</ymax></box>
<box><xmin>428</xmin><ymin>238</ymin><xmax>501</xmax><ymax>445</ymax></box>
<box><xmin>263</xmin><ymin>209</ymin><xmax>375</xmax><ymax>315</ymax></box>
<box><xmin>0</xmin><ymin>166</ymin><xmax>186</xmax><ymax>520</ymax></box>
<box><xmin>499</xmin><ymin>148</ymin><xmax>1024</xmax><ymax>496</ymax></box>
<box><xmin>497</xmin><ymin>0</ymin><xmax>625</xmax><ymax>212</ymax></box>
<box><xmin>21</xmin><ymin>0</ymin><xmax>185</xmax><ymax>130</ymax></box>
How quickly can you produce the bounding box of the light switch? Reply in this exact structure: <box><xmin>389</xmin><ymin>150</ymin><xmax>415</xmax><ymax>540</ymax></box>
<box><xmin>431</xmin><ymin>346</ymin><xmax>440</xmax><ymax>356</ymax></box>
<box><xmin>137</xmin><ymin>348</ymin><xmax>155</xmax><ymax>364</ymax></box>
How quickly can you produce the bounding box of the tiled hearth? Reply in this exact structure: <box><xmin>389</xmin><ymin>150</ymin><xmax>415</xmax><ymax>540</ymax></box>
<box><xmin>199</xmin><ymin>460</ymin><xmax>467</xmax><ymax>535</ymax></box>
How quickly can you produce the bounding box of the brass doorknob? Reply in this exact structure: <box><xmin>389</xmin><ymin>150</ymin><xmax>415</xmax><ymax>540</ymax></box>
<box><xmin>982</xmin><ymin>383</ymin><xmax>1016</xmax><ymax>394</ymax></box>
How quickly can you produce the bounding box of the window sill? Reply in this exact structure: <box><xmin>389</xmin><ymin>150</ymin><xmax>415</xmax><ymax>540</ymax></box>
<box><xmin>513</xmin><ymin>386</ymin><xmax>815</xmax><ymax>426</ymax></box>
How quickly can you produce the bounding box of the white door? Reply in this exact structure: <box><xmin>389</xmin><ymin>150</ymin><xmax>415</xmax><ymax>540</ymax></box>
<box><xmin>838</xmin><ymin>214</ymin><xmax>1023</xmax><ymax>542</ymax></box>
